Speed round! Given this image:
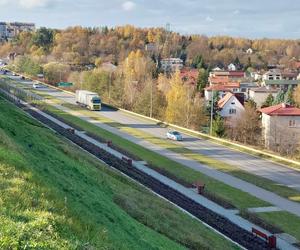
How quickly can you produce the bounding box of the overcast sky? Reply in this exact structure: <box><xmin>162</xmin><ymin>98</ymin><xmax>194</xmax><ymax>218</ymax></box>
<box><xmin>0</xmin><ymin>0</ymin><xmax>300</xmax><ymax>39</ymax></box>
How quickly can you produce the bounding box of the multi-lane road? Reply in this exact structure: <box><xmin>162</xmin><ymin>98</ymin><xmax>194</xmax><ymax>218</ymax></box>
<box><xmin>6</xmin><ymin>73</ymin><xmax>300</xmax><ymax>192</ymax></box>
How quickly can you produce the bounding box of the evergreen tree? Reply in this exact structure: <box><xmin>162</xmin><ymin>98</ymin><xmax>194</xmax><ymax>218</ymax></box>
<box><xmin>273</xmin><ymin>89</ymin><xmax>285</xmax><ymax>105</ymax></box>
<box><xmin>262</xmin><ymin>94</ymin><xmax>274</xmax><ymax>108</ymax></box>
<box><xmin>206</xmin><ymin>91</ymin><xmax>220</xmax><ymax>117</ymax></box>
<box><xmin>233</xmin><ymin>57</ymin><xmax>242</xmax><ymax>69</ymax></box>
<box><xmin>192</xmin><ymin>54</ymin><xmax>204</xmax><ymax>69</ymax></box>
<box><xmin>212</xmin><ymin>115</ymin><xmax>225</xmax><ymax>137</ymax></box>
<box><xmin>196</xmin><ymin>68</ymin><xmax>208</xmax><ymax>94</ymax></box>
<box><xmin>284</xmin><ymin>85</ymin><xmax>294</xmax><ymax>105</ymax></box>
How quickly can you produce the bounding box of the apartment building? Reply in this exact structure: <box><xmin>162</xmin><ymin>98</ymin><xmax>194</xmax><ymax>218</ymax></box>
<box><xmin>0</xmin><ymin>22</ymin><xmax>35</xmax><ymax>41</ymax></box>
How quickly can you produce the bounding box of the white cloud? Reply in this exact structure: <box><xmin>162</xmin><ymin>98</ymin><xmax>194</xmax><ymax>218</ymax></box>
<box><xmin>0</xmin><ymin>0</ymin><xmax>53</xmax><ymax>9</ymax></box>
<box><xmin>19</xmin><ymin>0</ymin><xmax>51</xmax><ymax>9</ymax></box>
<box><xmin>205</xmin><ymin>16</ymin><xmax>213</xmax><ymax>22</ymax></box>
<box><xmin>233</xmin><ymin>9</ymin><xmax>240</xmax><ymax>15</ymax></box>
<box><xmin>122</xmin><ymin>1</ymin><xmax>136</xmax><ymax>11</ymax></box>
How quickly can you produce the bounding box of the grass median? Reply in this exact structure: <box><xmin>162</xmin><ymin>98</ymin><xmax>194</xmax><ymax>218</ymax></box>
<box><xmin>256</xmin><ymin>211</ymin><xmax>300</xmax><ymax>242</ymax></box>
<box><xmin>38</xmin><ymin>102</ymin><xmax>269</xmax><ymax>210</ymax></box>
<box><xmin>61</xmin><ymin>102</ymin><xmax>300</xmax><ymax>204</ymax></box>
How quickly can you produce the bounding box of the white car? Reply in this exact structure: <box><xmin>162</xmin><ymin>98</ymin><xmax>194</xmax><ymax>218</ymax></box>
<box><xmin>33</xmin><ymin>83</ymin><xmax>42</xmax><ymax>89</ymax></box>
<box><xmin>166</xmin><ymin>131</ymin><xmax>183</xmax><ymax>141</ymax></box>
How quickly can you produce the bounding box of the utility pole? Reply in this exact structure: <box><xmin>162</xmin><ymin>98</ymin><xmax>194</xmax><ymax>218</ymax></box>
<box><xmin>108</xmin><ymin>71</ymin><xmax>112</xmax><ymax>103</ymax></box>
<box><xmin>150</xmin><ymin>80</ymin><xmax>153</xmax><ymax>118</ymax></box>
<box><xmin>210</xmin><ymin>90</ymin><xmax>214</xmax><ymax>135</ymax></box>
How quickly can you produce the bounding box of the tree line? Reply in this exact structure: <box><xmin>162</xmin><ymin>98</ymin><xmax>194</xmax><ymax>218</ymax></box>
<box><xmin>2</xmin><ymin>25</ymin><xmax>300</xmax><ymax>157</ymax></box>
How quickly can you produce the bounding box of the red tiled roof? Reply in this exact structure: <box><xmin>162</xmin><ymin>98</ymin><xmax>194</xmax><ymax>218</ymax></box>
<box><xmin>228</xmin><ymin>71</ymin><xmax>245</xmax><ymax>77</ymax></box>
<box><xmin>259</xmin><ymin>103</ymin><xmax>300</xmax><ymax>116</ymax></box>
<box><xmin>218</xmin><ymin>92</ymin><xmax>234</xmax><ymax>108</ymax></box>
<box><xmin>205</xmin><ymin>83</ymin><xmax>240</xmax><ymax>91</ymax></box>
<box><xmin>209</xmin><ymin>76</ymin><xmax>230</xmax><ymax>84</ymax></box>
<box><xmin>180</xmin><ymin>69</ymin><xmax>198</xmax><ymax>79</ymax></box>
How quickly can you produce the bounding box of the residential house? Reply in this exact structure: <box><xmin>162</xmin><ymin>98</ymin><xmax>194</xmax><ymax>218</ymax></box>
<box><xmin>262</xmin><ymin>79</ymin><xmax>300</xmax><ymax>90</ymax></box>
<box><xmin>249</xmin><ymin>87</ymin><xmax>279</xmax><ymax>108</ymax></box>
<box><xmin>246</xmin><ymin>48</ymin><xmax>253</xmax><ymax>54</ymax></box>
<box><xmin>212</xmin><ymin>66</ymin><xmax>223</xmax><ymax>71</ymax></box>
<box><xmin>180</xmin><ymin>68</ymin><xmax>198</xmax><ymax>85</ymax></box>
<box><xmin>209</xmin><ymin>70</ymin><xmax>245</xmax><ymax>85</ymax></box>
<box><xmin>260</xmin><ymin>103</ymin><xmax>300</xmax><ymax>149</ymax></box>
<box><xmin>218</xmin><ymin>92</ymin><xmax>245</xmax><ymax>121</ymax></box>
<box><xmin>228</xmin><ymin>71</ymin><xmax>246</xmax><ymax>79</ymax></box>
<box><xmin>145</xmin><ymin>43</ymin><xmax>157</xmax><ymax>53</ymax></box>
<box><xmin>228</xmin><ymin>63</ymin><xmax>237</xmax><ymax>71</ymax></box>
<box><xmin>204</xmin><ymin>83</ymin><xmax>240</xmax><ymax>101</ymax></box>
<box><xmin>288</xmin><ymin>59</ymin><xmax>300</xmax><ymax>71</ymax></box>
<box><xmin>281</xmin><ymin>71</ymin><xmax>298</xmax><ymax>80</ymax></box>
<box><xmin>262</xmin><ymin>69</ymin><xmax>282</xmax><ymax>81</ymax></box>
<box><xmin>161</xmin><ymin>58</ymin><xmax>183</xmax><ymax>72</ymax></box>
<box><xmin>239</xmin><ymin>82</ymin><xmax>259</xmax><ymax>99</ymax></box>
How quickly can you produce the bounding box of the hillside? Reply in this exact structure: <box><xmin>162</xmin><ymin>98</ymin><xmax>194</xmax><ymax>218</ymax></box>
<box><xmin>0</xmin><ymin>97</ymin><xmax>238</xmax><ymax>249</ymax></box>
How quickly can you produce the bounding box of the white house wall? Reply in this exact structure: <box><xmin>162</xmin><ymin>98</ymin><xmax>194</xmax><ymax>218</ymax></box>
<box><xmin>219</xmin><ymin>96</ymin><xmax>245</xmax><ymax>118</ymax></box>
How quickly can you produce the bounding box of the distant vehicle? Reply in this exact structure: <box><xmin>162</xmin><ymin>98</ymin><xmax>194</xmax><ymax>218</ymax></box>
<box><xmin>32</xmin><ymin>83</ymin><xmax>42</xmax><ymax>89</ymax></box>
<box><xmin>166</xmin><ymin>131</ymin><xmax>183</xmax><ymax>141</ymax></box>
<box><xmin>76</xmin><ymin>90</ymin><xmax>101</xmax><ymax>111</ymax></box>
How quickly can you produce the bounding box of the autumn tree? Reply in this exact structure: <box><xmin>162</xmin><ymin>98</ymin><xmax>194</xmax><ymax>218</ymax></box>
<box><xmin>122</xmin><ymin>50</ymin><xmax>155</xmax><ymax>109</ymax></box>
<box><xmin>43</xmin><ymin>62</ymin><xmax>70</xmax><ymax>83</ymax></box>
<box><xmin>293</xmin><ymin>85</ymin><xmax>300</xmax><ymax>107</ymax></box>
<box><xmin>165</xmin><ymin>71</ymin><xmax>207</xmax><ymax>129</ymax></box>
<box><xmin>227</xmin><ymin>103</ymin><xmax>261</xmax><ymax>145</ymax></box>
<box><xmin>165</xmin><ymin>71</ymin><xmax>187</xmax><ymax>125</ymax></box>
<box><xmin>133</xmin><ymin>79</ymin><xmax>167</xmax><ymax>119</ymax></box>
<box><xmin>14</xmin><ymin>55</ymin><xmax>42</xmax><ymax>76</ymax></box>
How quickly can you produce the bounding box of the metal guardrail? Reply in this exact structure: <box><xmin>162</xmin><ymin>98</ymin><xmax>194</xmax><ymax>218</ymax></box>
<box><xmin>0</xmin><ymin>79</ymin><xmax>43</xmax><ymax>104</ymax></box>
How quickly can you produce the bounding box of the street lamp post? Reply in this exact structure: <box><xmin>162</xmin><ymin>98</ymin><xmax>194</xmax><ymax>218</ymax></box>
<box><xmin>210</xmin><ymin>90</ymin><xmax>214</xmax><ymax>135</ymax></box>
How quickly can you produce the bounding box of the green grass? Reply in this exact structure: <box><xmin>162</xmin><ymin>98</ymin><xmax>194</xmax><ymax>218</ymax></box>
<box><xmin>61</xmin><ymin>102</ymin><xmax>300</xmax><ymax>204</ymax></box>
<box><xmin>0</xmin><ymin>97</ymin><xmax>239</xmax><ymax>250</ymax></box>
<box><xmin>42</xmin><ymin>103</ymin><xmax>269</xmax><ymax>210</ymax></box>
<box><xmin>257</xmin><ymin>211</ymin><xmax>300</xmax><ymax>241</ymax></box>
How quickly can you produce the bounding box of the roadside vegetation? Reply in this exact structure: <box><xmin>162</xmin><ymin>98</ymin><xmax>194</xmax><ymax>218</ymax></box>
<box><xmin>0</xmin><ymin>97</ymin><xmax>239</xmax><ymax>250</ymax></box>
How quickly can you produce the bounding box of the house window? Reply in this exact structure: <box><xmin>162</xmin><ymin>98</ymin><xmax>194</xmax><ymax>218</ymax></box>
<box><xmin>229</xmin><ymin>109</ymin><xmax>236</xmax><ymax>114</ymax></box>
<box><xmin>289</xmin><ymin>120</ymin><xmax>296</xmax><ymax>127</ymax></box>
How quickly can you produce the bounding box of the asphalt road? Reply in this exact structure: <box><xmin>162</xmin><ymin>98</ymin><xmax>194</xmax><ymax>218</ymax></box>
<box><xmin>7</xmin><ymin>73</ymin><xmax>300</xmax><ymax>192</ymax></box>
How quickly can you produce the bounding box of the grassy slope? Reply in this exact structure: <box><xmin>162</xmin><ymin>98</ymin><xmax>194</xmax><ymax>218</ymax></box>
<box><xmin>0</xmin><ymin>98</ymin><xmax>238</xmax><ymax>250</ymax></box>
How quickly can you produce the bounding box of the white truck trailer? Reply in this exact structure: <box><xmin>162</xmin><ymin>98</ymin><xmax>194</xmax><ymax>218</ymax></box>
<box><xmin>75</xmin><ymin>90</ymin><xmax>101</xmax><ymax>111</ymax></box>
